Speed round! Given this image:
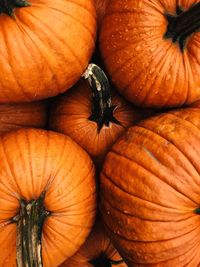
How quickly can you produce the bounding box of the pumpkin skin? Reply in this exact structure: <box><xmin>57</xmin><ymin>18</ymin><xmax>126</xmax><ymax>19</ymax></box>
<box><xmin>61</xmin><ymin>218</ymin><xmax>127</xmax><ymax>267</ymax></box>
<box><xmin>0</xmin><ymin>0</ymin><xmax>96</xmax><ymax>103</ymax></box>
<box><xmin>94</xmin><ymin>0</ymin><xmax>109</xmax><ymax>27</ymax></box>
<box><xmin>49</xmin><ymin>78</ymin><xmax>153</xmax><ymax>168</ymax></box>
<box><xmin>0</xmin><ymin>128</ymin><xmax>96</xmax><ymax>266</ymax></box>
<box><xmin>99</xmin><ymin>0</ymin><xmax>200</xmax><ymax>108</ymax></box>
<box><xmin>0</xmin><ymin>101</ymin><xmax>47</xmax><ymax>135</ymax></box>
<box><xmin>100</xmin><ymin>108</ymin><xmax>200</xmax><ymax>266</ymax></box>
<box><xmin>189</xmin><ymin>100</ymin><xmax>200</xmax><ymax>108</ymax></box>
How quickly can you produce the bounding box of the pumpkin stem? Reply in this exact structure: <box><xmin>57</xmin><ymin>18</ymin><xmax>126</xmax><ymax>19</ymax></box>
<box><xmin>82</xmin><ymin>64</ymin><xmax>121</xmax><ymax>132</ymax></box>
<box><xmin>89</xmin><ymin>253</ymin><xmax>124</xmax><ymax>267</ymax></box>
<box><xmin>0</xmin><ymin>0</ymin><xmax>30</xmax><ymax>17</ymax></box>
<box><xmin>164</xmin><ymin>2</ymin><xmax>200</xmax><ymax>51</ymax></box>
<box><xmin>13</xmin><ymin>192</ymin><xmax>50</xmax><ymax>267</ymax></box>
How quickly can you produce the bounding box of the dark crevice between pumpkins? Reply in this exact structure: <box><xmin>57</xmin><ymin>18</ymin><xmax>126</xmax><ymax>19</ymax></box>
<box><xmin>11</xmin><ymin>192</ymin><xmax>50</xmax><ymax>267</ymax></box>
<box><xmin>89</xmin><ymin>253</ymin><xmax>124</xmax><ymax>267</ymax></box>
<box><xmin>82</xmin><ymin>64</ymin><xmax>121</xmax><ymax>133</ymax></box>
<box><xmin>164</xmin><ymin>2</ymin><xmax>200</xmax><ymax>51</ymax></box>
<box><xmin>0</xmin><ymin>0</ymin><xmax>30</xmax><ymax>17</ymax></box>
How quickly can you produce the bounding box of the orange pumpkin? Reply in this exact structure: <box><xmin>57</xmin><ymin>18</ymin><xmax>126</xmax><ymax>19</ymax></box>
<box><xmin>94</xmin><ymin>0</ymin><xmax>109</xmax><ymax>27</ymax></box>
<box><xmin>61</xmin><ymin>217</ymin><xmax>126</xmax><ymax>267</ymax></box>
<box><xmin>0</xmin><ymin>101</ymin><xmax>47</xmax><ymax>135</ymax></box>
<box><xmin>189</xmin><ymin>100</ymin><xmax>200</xmax><ymax>108</ymax></box>
<box><xmin>100</xmin><ymin>0</ymin><xmax>200</xmax><ymax>108</ymax></box>
<box><xmin>100</xmin><ymin>107</ymin><xmax>200</xmax><ymax>266</ymax></box>
<box><xmin>0</xmin><ymin>128</ymin><xmax>96</xmax><ymax>266</ymax></box>
<box><xmin>49</xmin><ymin>64</ymin><xmax>153</xmax><ymax>168</ymax></box>
<box><xmin>0</xmin><ymin>0</ymin><xmax>96</xmax><ymax>103</ymax></box>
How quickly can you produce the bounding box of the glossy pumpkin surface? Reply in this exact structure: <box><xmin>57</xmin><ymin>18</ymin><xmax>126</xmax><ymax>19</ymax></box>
<box><xmin>0</xmin><ymin>0</ymin><xmax>96</xmax><ymax>103</ymax></box>
<box><xmin>49</xmin><ymin>77</ymin><xmax>152</xmax><ymax>167</ymax></box>
<box><xmin>61</xmin><ymin>218</ymin><xmax>126</xmax><ymax>267</ymax></box>
<box><xmin>0</xmin><ymin>128</ymin><xmax>96</xmax><ymax>266</ymax></box>
<box><xmin>100</xmin><ymin>108</ymin><xmax>200</xmax><ymax>266</ymax></box>
<box><xmin>0</xmin><ymin>101</ymin><xmax>47</xmax><ymax>135</ymax></box>
<box><xmin>100</xmin><ymin>0</ymin><xmax>200</xmax><ymax>108</ymax></box>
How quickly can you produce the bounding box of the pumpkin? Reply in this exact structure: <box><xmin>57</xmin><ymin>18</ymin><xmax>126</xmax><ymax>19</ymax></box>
<box><xmin>99</xmin><ymin>0</ymin><xmax>200</xmax><ymax>108</ymax></box>
<box><xmin>0</xmin><ymin>128</ymin><xmax>96</xmax><ymax>266</ymax></box>
<box><xmin>0</xmin><ymin>0</ymin><xmax>96</xmax><ymax>103</ymax></box>
<box><xmin>61</xmin><ymin>217</ymin><xmax>126</xmax><ymax>267</ymax></box>
<box><xmin>0</xmin><ymin>101</ymin><xmax>47</xmax><ymax>135</ymax></box>
<box><xmin>100</xmin><ymin>107</ymin><xmax>200</xmax><ymax>266</ymax></box>
<box><xmin>189</xmin><ymin>100</ymin><xmax>200</xmax><ymax>108</ymax></box>
<box><xmin>94</xmin><ymin>0</ymin><xmax>109</xmax><ymax>28</ymax></box>
<box><xmin>49</xmin><ymin>64</ymin><xmax>153</xmax><ymax>168</ymax></box>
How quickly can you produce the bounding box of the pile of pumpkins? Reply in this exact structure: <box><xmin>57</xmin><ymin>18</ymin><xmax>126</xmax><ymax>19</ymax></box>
<box><xmin>0</xmin><ymin>0</ymin><xmax>199</xmax><ymax>266</ymax></box>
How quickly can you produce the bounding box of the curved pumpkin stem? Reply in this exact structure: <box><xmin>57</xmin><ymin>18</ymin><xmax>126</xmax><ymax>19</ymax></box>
<box><xmin>13</xmin><ymin>192</ymin><xmax>50</xmax><ymax>267</ymax></box>
<box><xmin>0</xmin><ymin>0</ymin><xmax>30</xmax><ymax>17</ymax></box>
<box><xmin>82</xmin><ymin>64</ymin><xmax>121</xmax><ymax>132</ymax></box>
<box><xmin>164</xmin><ymin>2</ymin><xmax>200</xmax><ymax>51</ymax></box>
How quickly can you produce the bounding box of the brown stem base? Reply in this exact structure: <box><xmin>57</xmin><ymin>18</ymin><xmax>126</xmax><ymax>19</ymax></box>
<box><xmin>0</xmin><ymin>0</ymin><xmax>30</xmax><ymax>16</ymax></box>
<box><xmin>164</xmin><ymin>2</ymin><xmax>200</xmax><ymax>51</ymax></box>
<box><xmin>12</xmin><ymin>192</ymin><xmax>50</xmax><ymax>267</ymax></box>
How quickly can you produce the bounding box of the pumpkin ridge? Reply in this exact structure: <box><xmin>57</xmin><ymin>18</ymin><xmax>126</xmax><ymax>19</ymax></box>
<box><xmin>102</xmin><ymin>190</ymin><xmax>195</xmax><ymax>222</ymax></box>
<box><xmin>110</xmin><ymin>144</ymin><xmax>199</xmax><ymax>206</ymax></box>
<box><xmin>13</xmin><ymin>18</ymin><xmax>60</xmax><ymax>96</ymax></box>
<box><xmin>136</xmin><ymin>124</ymin><xmax>200</xmax><ymax>176</ymax></box>
<box><xmin>51</xmin><ymin>0</ymin><xmax>96</xmax><ymax>19</ymax></box>
<box><xmin>141</xmin><ymin>43</ymin><xmax>177</xmax><ymax>105</ymax></box>
<box><xmin>23</xmin><ymin>9</ymin><xmax>84</xmax><ymax>70</ymax></box>
<box><xmin>53</xmin><ymin>190</ymin><xmax>96</xmax><ymax>212</ymax></box>
<box><xmin>101</xmin><ymin>170</ymin><xmax>190</xmax><ymax>211</ymax></box>
<box><xmin>103</xmin><ymin>200</ymin><xmax>200</xmax><ymax>237</ymax></box>
<box><xmin>1</xmin><ymin>138</ymin><xmax>23</xmax><ymax>195</ymax></box>
<box><xmin>164</xmin><ymin>2</ymin><xmax>200</xmax><ymax>51</ymax></box>
<box><xmin>1</xmin><ymin>25</ymin><xmax>34</xmax><ymax>101</ymax></box>
<box><xmin>167</xmin><ymin>111</ymin><xmax>200</xmax><ymax>132</ymax></box>
<box><xmin>102</xmin><ymin>216</ymin><xmax>200</xmax><ymax>246</ymax></box>
<box><xmin>139</xmin><ymin>119</ymin><xmax>200</xmax><ymax>173</ymax></box>
<box><xmin>42</xmin><ymin>5</ymin><xmax>96</xmax><ymax>39</ymax></box>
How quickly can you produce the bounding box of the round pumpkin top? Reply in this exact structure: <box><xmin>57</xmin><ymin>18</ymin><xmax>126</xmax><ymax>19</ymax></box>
<box><xmin>61</xmin><ymin>218</ymin><xmax>126</xmax><ymax>267</ymax></box>
<box><xmin>49</xmin><ymin>77</ymin><xmax>152</xmax><ymax>168</ymax></box>
<box><xmin>0</xmin><ymin>128</ymin><xmax>96</xmax><ymax>266</ymax></box>
<box><xmin>0</xmin><ymin>0</ymin><xmax>96</xmax><ymax>103</ymax></box>
<box><xmin>100</xmin><ymin>0</ymin><xmax>200</xmax><ymax>108</ymax></box>
<box><xmin>0</xmin><ymin>101</ymin><xmax>47</xmax><ymax>135</ymax></box>
<box><xmin>100</xmin><ymin>107</ymin><xmax>200</xmax><ymax>266</ymax></box>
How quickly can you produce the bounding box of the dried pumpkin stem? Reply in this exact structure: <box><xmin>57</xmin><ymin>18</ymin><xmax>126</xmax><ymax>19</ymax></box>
<box><xmin>14</xmin><ymin>192</ymin><xmax>50</xmax><ymax>267</ymax></box>
<box><xmin>0</xmin><ymin>0</ymin><xmax>30</xmax><ymax>17</ymax></box>
<box><xmin>164</xmin><ymin>2</ymin><xmax>200</xmax><ymax>51</ymax></box>
<box><xmin>82</xmin><ymin>64</ymin><xmax>121</xmax><ymax>132</ymax></box>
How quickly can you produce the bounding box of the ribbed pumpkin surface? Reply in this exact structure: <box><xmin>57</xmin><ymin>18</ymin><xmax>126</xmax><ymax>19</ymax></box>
<box><xmin>100</xmin><ymin>107</ymin><xmax>200</xmax><ymax>266</ymax></box>
<box><xmin>0</xmin><ymin>129</ymin><xmax>96</xmax><ymax>267</ymax></box>
<box><xmin>100</xmin><ymin>0</ymin><xmax>200</xmax><ymax>107</ymax></box>
<box><xmin>49</xmin><ymin>79</ymin><xmax>152</xmax><ymax>167</ymax></box>
<box><xmin>0</xmin><ymin>101</ymin><xmax>47</xmax><ymax>135</ymax></box>
<box><xmin>0</xmin><ymin>0</ymin><xmax>96</xmax><ymax>103</ymax></box>
<box><xmin>61</xmin><ymin>218</ymin><xmax>126</xmax><ymax>267</ymax></box>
